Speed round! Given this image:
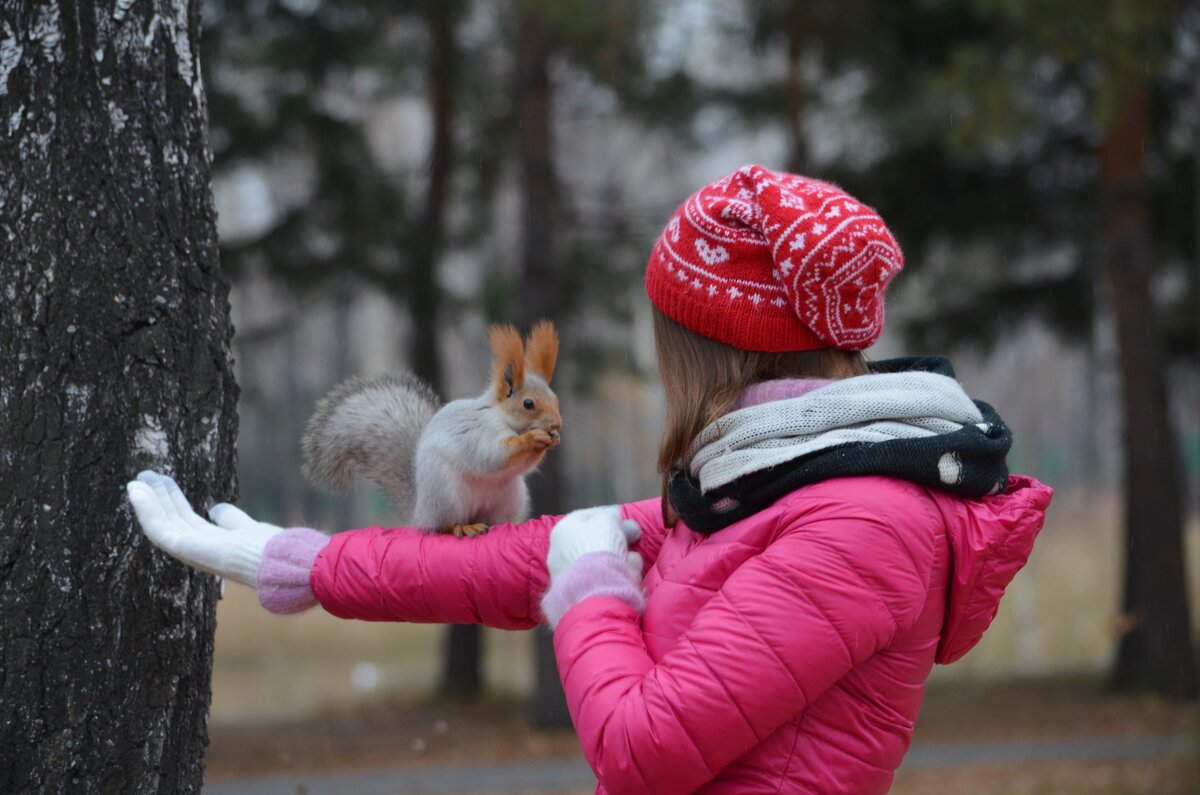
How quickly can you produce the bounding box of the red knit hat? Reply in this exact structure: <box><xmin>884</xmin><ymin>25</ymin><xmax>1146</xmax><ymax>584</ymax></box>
<box><xmin>645</xmin><ymin>164</ymin><xmax>903</xmax><ymax>352</ymax></box>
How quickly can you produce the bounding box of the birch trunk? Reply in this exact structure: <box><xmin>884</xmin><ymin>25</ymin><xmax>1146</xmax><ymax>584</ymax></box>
<box><xmin>0</xmin><ymin>1</ymin><xmax>238</xmax><ymax>791</ymax></box>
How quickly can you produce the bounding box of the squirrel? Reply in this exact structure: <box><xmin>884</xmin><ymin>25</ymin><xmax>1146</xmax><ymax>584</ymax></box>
<box><xmin>301</xmin><ymin>320</ymin><xmax>562</xmax><ymax>537</ymax></box>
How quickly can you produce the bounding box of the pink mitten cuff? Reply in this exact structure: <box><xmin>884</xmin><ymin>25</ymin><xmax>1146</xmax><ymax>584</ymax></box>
<box><xmin>256</xmin><ymin>527</ymin><xmax>329</xmax><ymax>614</ymax></box>
<box><xmin>540</xmin><ymin>551</ymin><xmax>645</xmax><ymax>630</ymax></box>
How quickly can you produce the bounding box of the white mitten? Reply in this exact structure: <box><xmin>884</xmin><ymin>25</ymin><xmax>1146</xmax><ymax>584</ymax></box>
<box><xmin>126</xmin><ymin>470</ymin><xmax>283</xmax><ymax>587</ymax></box>
<box><xmin>542</xmin><ymin>505</ymin><xmax>645</xmax><ymax>629</ymax></box>
<box><xmin>546</xmin><ymin>505</ymin><xmax>642</xmax><ymax>580</ymax></box>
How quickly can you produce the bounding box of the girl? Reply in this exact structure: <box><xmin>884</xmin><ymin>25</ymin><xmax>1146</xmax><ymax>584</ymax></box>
<box><xmin>129</xmin><ymin>165</ymin><xmax>1052</xmax><ymax>794</ymax></box>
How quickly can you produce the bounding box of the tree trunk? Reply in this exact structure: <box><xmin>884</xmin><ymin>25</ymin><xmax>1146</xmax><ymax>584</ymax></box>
<box><xmin>0</xmin><ymin>1</ymin><xmax>238</xmax><ymax>792</ymax></box>
<box><xmin>1105</xmin><ymin>88</ymin><xmax>1198</xmax><ymax>698</ymax></box>
<box><xmin>400</xmin><ymin>0</ymin><xmax>480</xmax><ymax>699</ymax></box>
<box><xmin>1194</xmin><ymin>67</ymin><xmax>1200</xmax><ymax>380</ymax></box>
<box><xmin>783</xmin><ymin>5</ymin><xmax>809</xmax><ymax>174</ymax></box>
<box><xmin>409</xmin><ymin>0</ymin><xmax>456</xmax><ymax>396</ymax></box>
<box><xmin>512</xmin><ymin>8</ymin><xmax>573</xmax><ymax>729</ymax></box>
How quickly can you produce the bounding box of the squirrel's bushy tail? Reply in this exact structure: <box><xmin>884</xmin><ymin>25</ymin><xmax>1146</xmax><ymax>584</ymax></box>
<box><xmin>302</xmin><ymin>373</ymin><xmax>441</xmax><ymax>515</ymax></box>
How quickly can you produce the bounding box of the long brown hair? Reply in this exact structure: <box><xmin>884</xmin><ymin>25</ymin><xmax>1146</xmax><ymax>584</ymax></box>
<box><xmin>653</xmin><ymin>308</ymin><xmax>868</xmax><ymax>525</ymax></box>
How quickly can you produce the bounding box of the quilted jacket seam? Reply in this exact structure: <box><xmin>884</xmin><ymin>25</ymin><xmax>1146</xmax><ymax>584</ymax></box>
<box><xmin>721</xmin><ymin>591</ymin><xmax>818</xmax><ymax>705</ymax></box>
<box><xmin>960</xmin><ymin>502</ymin><xmax>1038</xmax><ymax>619</ymax></box>
<box><xmin>464</xmin><ymin>540</ymin><xmax>482</xmax><ymax>621</ymax></box>
<box><xmin>656</xmin><ymin>671</ymin><xmax>720</xmax><ymax>780</ymax></box>
<box><xmin>758</xmin><ymin>547</ymin><xmax>887</xmax><ymax>663</ymax></box>
<box><xmin>408</xmin><ymin>536</ymin><xmax>437</xmax><ymax>616</ymax></box>
<box><xmin>685</xmin><ymin>635</ymin><xmax>762</xmax><ymax>743</ymax></box>
<box><xmin>953</xmin><ymin>500</ymin><xmax>1036</xmax><ymax>622</ymax></box>
<box><xmin>526</xmin><ymin>529</ymin><xmax>542</xmax><ymax>622</ymax></box>
<box><xmin>794</xmin><ymin>492</ymin><xmax>937</xmax><ymax>635</ymax></box>
<box><xmin>778</xmin><ymin>489</ymin><xmax>932</xmax><ymax>586</ymax></box>
<box><xmin>813</xmin><ymin>541</ymin><xmax>902</xmax><ymax>637</ymax></box>
<box><xmin>821</xmin><ymin>683</ymin><xmax>904</xmax><ymax>773</ymax></box>
<box><xmin>777</xmin><ymin>721</ymin><xmax>804</xmax><ymax>793</ymax></box>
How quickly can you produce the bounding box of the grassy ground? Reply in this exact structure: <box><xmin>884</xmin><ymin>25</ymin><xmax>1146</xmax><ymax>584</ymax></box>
<box><xmin>207</xmin><ymin>676</ymin><xmax>1199</xmax><ymax>793</ymax></box>
<box><xmin>890</xmin><ymin>758</ymin><xmax>1200</xmax><ymax>795</ymax></box>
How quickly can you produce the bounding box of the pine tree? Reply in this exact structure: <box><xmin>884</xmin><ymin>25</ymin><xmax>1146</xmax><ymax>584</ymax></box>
<box><xmin>821</xmin><ymin>0</ymin><xmax>1197</xmax><ymax>695</ymax></box>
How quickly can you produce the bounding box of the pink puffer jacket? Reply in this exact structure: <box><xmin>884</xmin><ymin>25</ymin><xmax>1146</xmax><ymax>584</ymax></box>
<box><xmin>311</xmin><ymin>474</ymin><xmax>1051</xmax><ymax>794</ymax></box>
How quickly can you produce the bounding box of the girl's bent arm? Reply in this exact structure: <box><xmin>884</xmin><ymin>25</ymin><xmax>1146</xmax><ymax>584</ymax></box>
<box><xmin>552</xmin><ymin>495</ymin><xmax>939</xmax><ymax>795</ymax></box>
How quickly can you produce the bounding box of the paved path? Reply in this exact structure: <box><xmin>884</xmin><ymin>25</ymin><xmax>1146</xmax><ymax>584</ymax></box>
<box><xmin>204</xmin><ymin>734</ymin><xmax>1199</xmax><ymax>795</ymax></box>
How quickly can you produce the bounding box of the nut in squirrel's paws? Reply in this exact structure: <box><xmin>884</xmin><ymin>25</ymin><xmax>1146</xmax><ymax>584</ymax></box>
<box><xmin>449</xmin><ymin>523</ymin><xmax>489</xmax><ymax>538</ymax></box>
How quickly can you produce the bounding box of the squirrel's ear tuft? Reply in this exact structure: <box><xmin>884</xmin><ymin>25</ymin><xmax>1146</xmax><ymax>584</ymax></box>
<box><xmin>525</xmin><ymin>320</ymin><xmax>559</xmax><ymax>382</ymax></box>
<box><xmin>490</xmin><ymin>324</ymin><xmax>525</xmax><ymax>399</ymax></box>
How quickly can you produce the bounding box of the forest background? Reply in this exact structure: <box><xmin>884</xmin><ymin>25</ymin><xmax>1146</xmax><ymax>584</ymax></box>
<box><xmin>1</xmin><ymin>0</ymin><xmax>1198</xmax><ymax>792</ymax></box>
<box><xmin>206</xmin><ymin>0</ymin><xmax>1200</xmax><ymax>717</ymax></box>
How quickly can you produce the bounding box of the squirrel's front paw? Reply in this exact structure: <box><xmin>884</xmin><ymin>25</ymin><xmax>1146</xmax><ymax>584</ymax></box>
<box><xmin>503</xmin><ymin>428</ymin><xmax>559</xmax><ymax>466</ymax></box>
<box><xmin>529</xmin><ymin>428</ymin><xmax>560</xmax><ymax>450</ymax></box>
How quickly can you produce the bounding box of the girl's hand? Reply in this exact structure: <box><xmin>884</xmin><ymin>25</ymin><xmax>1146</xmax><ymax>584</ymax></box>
<box><xmin>126</xmin><ymin>470</ymin><xmax>282</xmax><ymax>587</ymax></box>
<box><xmin>542</xmin><ymin>506</ymin><xmax>646</xmax><ymax>629</ymax></box>
<box><xmin>547</xmin><ymin>505</ymin><xmax>643</xmax><ymax>579</ymax></box>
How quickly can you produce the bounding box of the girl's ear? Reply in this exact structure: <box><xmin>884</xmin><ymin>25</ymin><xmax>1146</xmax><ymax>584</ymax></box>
<box><xmin>525</xmin><ymin>320</ymin><xmax>559</xmax><ymax>382</ymax></box>
<box><xmin>490</xmin><ymin>324</ymin><xmax>525</xmax><ymax>400</ymax></box>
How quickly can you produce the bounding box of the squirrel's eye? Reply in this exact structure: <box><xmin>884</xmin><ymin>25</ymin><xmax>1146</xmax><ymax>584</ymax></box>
<box><xmin>523</xmin><ymin>399</ymin><xmax>535</xmax><ymax>410</ymax></box>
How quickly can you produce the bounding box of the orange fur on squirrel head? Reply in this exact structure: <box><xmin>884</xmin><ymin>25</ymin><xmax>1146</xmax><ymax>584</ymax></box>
<box><xmin>524</xmin><ymin>320</ymin><xmax>559</xmax><ymax>382</ymax></box>
<box><xmin>490</xmin><ymin>320</ymin><xmax>559</xmax><ymax>402</ymax></box>
<box><xmin>490</xmin><ymin>324</ymin><xmax>526</xmax><ymax>399</ymax></box>
<box><xmin>489</xmin><ymin>319</ymin><xmax>559</xmax><ymax>405</ymax></box>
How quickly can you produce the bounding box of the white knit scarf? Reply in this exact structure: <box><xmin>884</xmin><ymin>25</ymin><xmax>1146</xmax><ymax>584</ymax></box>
<box><xmin>687</xmin><ymin>371</ymin><xmax>988</xmax><ymax>494</ymax></box>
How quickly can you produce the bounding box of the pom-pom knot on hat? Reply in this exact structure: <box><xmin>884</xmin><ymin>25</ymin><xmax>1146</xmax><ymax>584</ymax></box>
<box><xmin>645</xmin><ymin>164</ymin><xmax>903</xmax><ymax>352</ymax></box>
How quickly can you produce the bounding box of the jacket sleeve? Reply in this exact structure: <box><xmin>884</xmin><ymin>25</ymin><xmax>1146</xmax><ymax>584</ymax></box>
<box><xmin>310</xmin><ymin>497</ymin><xmax>666</xmax><ymax>628</ymax></box>
<box><xmin>552</xmin><ymin>495</ymin><xmax>940</xmax><ymax>795</ymax></box>
<box><xmin>620</xmin><ymin>498</ymin><xmax>671</xmax><ymax>574</ymax></box>
<box><xmin>311</xmin><ymin>514</ymin><xmax>559</xmax><ymax>629</ymax></box>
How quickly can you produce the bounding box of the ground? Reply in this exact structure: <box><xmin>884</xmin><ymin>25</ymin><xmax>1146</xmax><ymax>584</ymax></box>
<box><xmin>206</xmin><ymin>675</ymin><xmax>1199</xmax><ymax>794</ymax></box>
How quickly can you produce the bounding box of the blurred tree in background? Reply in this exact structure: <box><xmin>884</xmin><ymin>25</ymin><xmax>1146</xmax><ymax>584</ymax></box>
<box><xmin>507</xmin><ymin>0</ymin><xmax>694</xmax><ymax>728</ymax></box>
<box><xmin>199</xmin><ymin>0</ymin><xmax>1200</xmax><ymax>707</ymax></box>
<box><xmin>734</xmin><ymin>0</ymin><xmax>1199</xmax><ymax>697</ymax></box>
<box><xmin>200</xmin><ymin>0</ymin><xmax>692</xmax><ymax>719</ymax></box>
<box><xmin>869</xmin><ymin>0</ymin><xmax>1197</xmax><ymax>698</ymax></box>
<box><xmin>203</xmin><ymin>0</ymin><xmax>493</xmax><ymax>699</ymax></box>
<box><xmin>934</xmin><ymin>0</ymin><xmax>1200</xmax><ymax>699</ymax></box>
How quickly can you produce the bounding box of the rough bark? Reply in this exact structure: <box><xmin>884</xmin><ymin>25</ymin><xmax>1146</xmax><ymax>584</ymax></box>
<box><xmin>0</xmin><ymin>1</ymin><xmax>238</xmax><ymax>792</ymax></box>
<box><xmin>512</xmin><ymin>8</ymin><xmax>572</xmax><ymax>729</ymax></box>
<box><xmin>1104</xmin><ymin>88</ymin><xmax>1198</xmax><ymax>698</ymax></box>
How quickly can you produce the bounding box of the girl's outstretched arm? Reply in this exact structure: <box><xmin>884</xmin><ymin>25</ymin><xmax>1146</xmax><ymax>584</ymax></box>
<box><xmin>310</xmin><ymin>498</ymin><xmax>669</xmax><ymax>627</ymax></box>
<box><xmin>310</xmin><ymin>517</ymin><xmax>558</xmax><ymax>629</ymax></box>
<box><xmin>128</xmin><ymin>470</ymin><xmax>670</xmax><ymax>629</ymax></box>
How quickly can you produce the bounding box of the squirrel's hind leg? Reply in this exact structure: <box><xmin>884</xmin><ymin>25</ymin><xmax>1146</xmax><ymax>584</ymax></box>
<box><xmin>447</xmin><ymin>522</ymin><xmax>490</xmax><ymax>538</ymax></box>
